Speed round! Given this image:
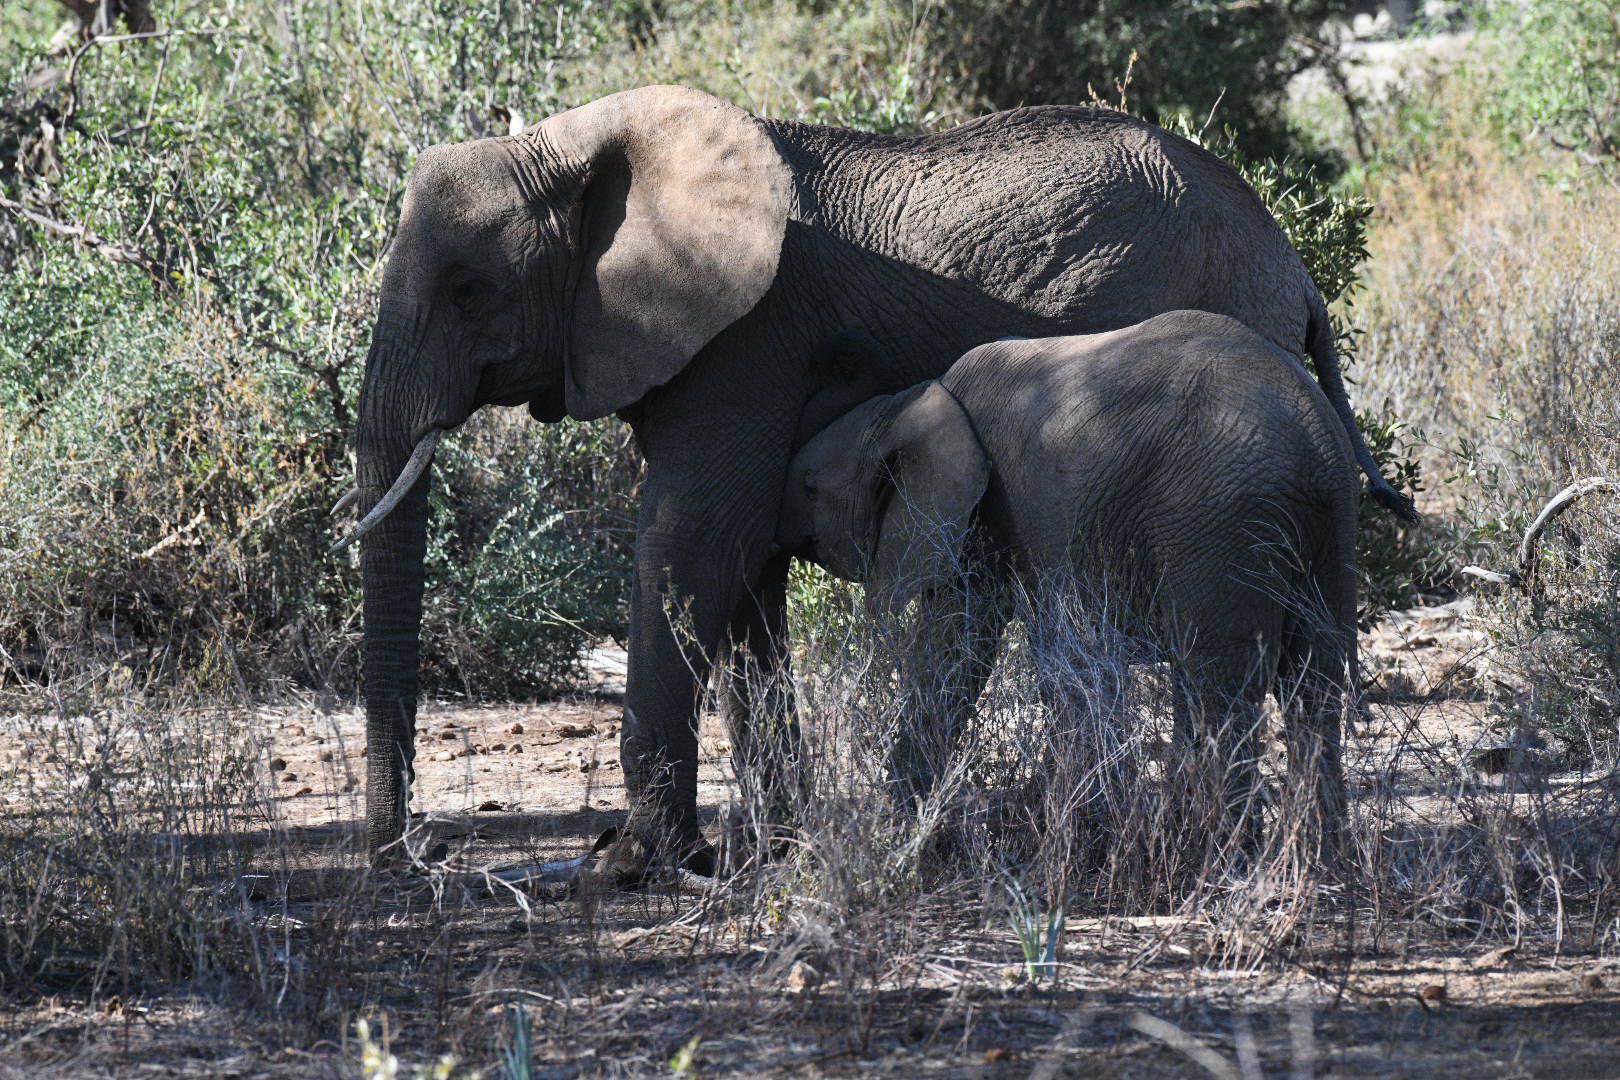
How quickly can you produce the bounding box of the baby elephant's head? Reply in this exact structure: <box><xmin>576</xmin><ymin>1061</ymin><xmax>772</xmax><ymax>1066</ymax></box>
<box><xmin>778</xmin><ymin>381</ymin><xmax>989</xmax><ymax>609</ymax></box>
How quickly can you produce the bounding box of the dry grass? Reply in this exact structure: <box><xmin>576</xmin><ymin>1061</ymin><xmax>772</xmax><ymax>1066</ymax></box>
<box><xmin>3</xmin><ymin>562</ymin><xmax>1615</xmax><ymax>1076</ymax></box>
<box><xmin>1353</xmin><ymin>141</ymin><xmax>1620</xmax><ymax>765</ymax></box>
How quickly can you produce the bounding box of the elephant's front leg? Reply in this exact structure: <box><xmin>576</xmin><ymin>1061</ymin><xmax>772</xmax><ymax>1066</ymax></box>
<box><xmin>602</xmin><ymin>406</ymin><xmax>793</xmax><ymax>885</ymax></box>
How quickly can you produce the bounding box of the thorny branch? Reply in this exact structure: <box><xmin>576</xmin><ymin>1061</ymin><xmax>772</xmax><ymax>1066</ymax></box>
<box><xmin>0</xmin><ymin>192</ymin><xmax>175</xmax><ymax>292</ymax></box>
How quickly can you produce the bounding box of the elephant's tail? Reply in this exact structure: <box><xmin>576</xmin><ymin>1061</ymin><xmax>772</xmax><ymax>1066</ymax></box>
<box><xmin>1305</xmin><ymin>294</ymin><xmax>1420</xmax><ymax>523</ymax></box>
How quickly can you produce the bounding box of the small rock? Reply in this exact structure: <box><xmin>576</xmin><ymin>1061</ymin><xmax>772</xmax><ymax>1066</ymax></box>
<box><xmin>294</xmin><ymin>786</ymin><xmax>313</xmax><ymax>796</ymax></box>
<box><xmin>556</xmin><ymin>723</ymin><xmax>596</xmax><ymax>738</ymax></box>
<box><xmin>438</xmin><ymin>730</ymin><xmax>458</xmax><ymax>741</ymax></box>
<box><xmin>489</xmin><ymin>743</ymin><xmax>506</xmax><ymax>753</ymax></box>
<box><xmin>1472</xmin><ymin>945</ymin><xmax>1516</xmax><ymax>970</ymax></box>
<box><xmin>317</xmin><ymin>749</ymin><xmax>334</xmax><ymax>763</ymax></box>
<box><xmin>983</xmin><ymin>1048</ymin><xmax>1011</xmax><ymax>1064</ymax></box>
<box><xmin>270</xmin><ymin>757</ymin><xmax>288</xmax><ymax>773</ymax></box>
<box><xmin>1583</xmin><ymin>973</ymin><xmax>1605</xmax><ymax>992</ymax></box>
<box><xmin>359</xmin><ymin>746</ymin><xmax>367</xmax><ymax>757</ymax></box>
<box><xmin>279</xmin><ymin>772</ymin><xmax>298</xmax><ymax>783</ymax></box>
<box><xmin>508</xmin><ymin>743</ymin><xmax>525</xmax><ymax>755</ymax></box>
<box><xmin>787</xmin><ymin>960</ymin><xmax>822</xmax><ymax>992</ymax></box>
<box><xmin>506</xmin><ymin>722</ymin><xmax>524</xmax><ymax>736</ymax></box>
<box><xmin>476</xmin><ymin>800</ymin><xmax>503</xmax><ymax>812</ymax></box>
<box><xmin>286</xmin><ymin>723</ymin><xmax>305</xmax><ymax>736</ymax></box>
<box><xmin>433</xmin><ymin>750</ymin><xmax>455</xmax><ymax>762</ymax></box>
<box><xmin>1419</xmin><ymin>984</ymin><xmax>1447</xmax><ymax>1004</ymax></box>
<box><xmin>341</xmin><ymin>781</ymin><xmax>354</xmax><ymax>793</ymax></box>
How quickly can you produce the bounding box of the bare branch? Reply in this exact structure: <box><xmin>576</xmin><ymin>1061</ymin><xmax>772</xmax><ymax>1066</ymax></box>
<box><xmin>0</xmin><ymin>193</ymin><xmax>175</xmax><ymax>292</ymax></box>
<box><xmin>1518</xmin><ymin>476</ymin><xmax>1619</xmax><ymax>584</ymax></box>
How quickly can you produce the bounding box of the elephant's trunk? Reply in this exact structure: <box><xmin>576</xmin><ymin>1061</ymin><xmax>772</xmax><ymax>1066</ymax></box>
<box><xmin>355</xmin><ymin>351</ymin><xmax>436</xmax><ymax>861</ymax></box>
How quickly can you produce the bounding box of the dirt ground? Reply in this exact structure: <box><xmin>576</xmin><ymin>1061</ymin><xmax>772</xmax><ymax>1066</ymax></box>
<box><xmin>3</xmin><ymin>605</ymin><xmax>1618</xmax><ymax>1078</ymax></box>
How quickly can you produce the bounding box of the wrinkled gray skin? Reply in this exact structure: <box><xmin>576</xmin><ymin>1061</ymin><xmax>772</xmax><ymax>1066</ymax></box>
<box><xmin>356</xmin><ymin>86</ymin><xmax>1403</xmax><ymax>878</ymax></box>
<box><xmin>778</xmin><ymin>312</ymin><xmax>1358</xmax><ymax>839</ymax></box>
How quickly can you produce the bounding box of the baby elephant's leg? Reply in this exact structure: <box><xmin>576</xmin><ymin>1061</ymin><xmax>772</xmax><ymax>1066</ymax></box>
<box><xmin>1170</xmin><ymin>615</ymin><xmax>1281</xmax><ymax>852</ymax></box>
<box><xmin>888</xmin><ymin>584</ymin><xmax>1008</xmax><ymax>808</ymax></box>
<box><xmin>1276</xmin><ymin>615</ymin><xmax>1351</xmax><ymax>860</ymax></box>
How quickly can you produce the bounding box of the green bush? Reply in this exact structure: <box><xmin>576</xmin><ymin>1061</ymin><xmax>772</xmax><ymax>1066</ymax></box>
<box><xmin>926</xmin><ymin>0</ymin><xmax>1352</xmax><ymax>161</ymax></box>
<box><xmin>0</xmin><ymin>0</ymin><xmax>639</xmax><ymax>700</ymax></box>
<box><xmin>1487</xmin><ymin>0</ymin><xmax>1620</xmax><ymax>174</ymax></box>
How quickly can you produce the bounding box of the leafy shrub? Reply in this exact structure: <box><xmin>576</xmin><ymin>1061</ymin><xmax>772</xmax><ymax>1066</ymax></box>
<box><xmin>1487</xmin><ymin>0</ymin><xmax>1620</xmax><ymax>173</ymax></box>
<box><xmin>0</xmin><ymin>0</ymin><xmax>639</xmax><ymax>700</ymax></box>
<box><xmin>926</xmin><ymin>0</ymin><xmax>1352</xmax><ymax>161</ymax></box>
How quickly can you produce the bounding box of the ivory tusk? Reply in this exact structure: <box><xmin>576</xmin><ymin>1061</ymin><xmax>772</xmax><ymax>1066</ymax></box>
<box><xmin>330</xmin><ymin>487</ymin><xmax>360</xmax><ymax>517</ymax></box>
<box><xmin>330</xmin><ymin>430</ymin><xmax>441</xmax><ymax>554</ymax></box>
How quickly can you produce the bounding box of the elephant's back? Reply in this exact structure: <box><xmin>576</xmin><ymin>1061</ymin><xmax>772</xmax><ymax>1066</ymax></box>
<box><xmin>766</xmin><ymin>110</ymin><xmax>1309</xmax><ymax>348</ymax></box>
<box><xmin>945</xmin><ymin>313</ymin><xmax>1356</xmax><ymax>573</ymax></box>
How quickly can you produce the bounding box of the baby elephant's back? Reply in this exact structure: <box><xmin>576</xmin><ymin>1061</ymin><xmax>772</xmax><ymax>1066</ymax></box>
<box><xmin>942</xmin><ymin>310</ymin><xmax>1358</xmax><ymax>581</ymax></box>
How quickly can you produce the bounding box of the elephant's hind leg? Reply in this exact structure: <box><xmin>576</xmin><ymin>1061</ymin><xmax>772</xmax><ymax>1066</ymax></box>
<box><xmin>1275</xmin><ymin>612</ymin><xmax>1351</xmax><ymax>861</ymax></box>
<box><xmin>1169</xmin><ymin>617</ymin><xmax>1282</xmax><ymax>855</ymax></box>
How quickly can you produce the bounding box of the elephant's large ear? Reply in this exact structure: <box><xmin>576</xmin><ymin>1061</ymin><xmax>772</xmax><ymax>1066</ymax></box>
<box><xmin>539</xmin><ymin>86</ymin><xmax>792</xmax><ymax>420</ymax></box>
<box><xmin>868</xmin><ymin>383</ymin><xmax>990</xmax><ymax>612</ymax></box>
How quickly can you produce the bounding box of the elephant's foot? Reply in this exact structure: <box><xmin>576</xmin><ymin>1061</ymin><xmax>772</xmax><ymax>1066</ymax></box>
<box><xmin>588</xmin><ymin>829</ymin><xmax>717</xmax><ymax>889</ymax></box>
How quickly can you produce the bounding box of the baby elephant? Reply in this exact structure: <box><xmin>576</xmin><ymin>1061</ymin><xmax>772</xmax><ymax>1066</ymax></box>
<box><xmin>778</xmin><ymin>310</ymin><xmax>1359</xmax><ymax>844</ymax></box>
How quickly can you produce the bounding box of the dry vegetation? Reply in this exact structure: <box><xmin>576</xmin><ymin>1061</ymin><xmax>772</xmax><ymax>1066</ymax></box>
<box><xmin>3</xmin><ymin>1</ymin><xmax>1620</xmax><ymax>1077</ymax></box>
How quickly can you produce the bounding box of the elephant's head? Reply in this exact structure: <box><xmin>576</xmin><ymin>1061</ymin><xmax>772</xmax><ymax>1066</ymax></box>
<box><xmin>352</xmin><ymin>86</ymin><xmax>792</xmax><ymax>856</ymax></box>
<box><xmin>778</xmin><ymin>381</ymin><xmax>990</xmax><ymax>610</ymax></box>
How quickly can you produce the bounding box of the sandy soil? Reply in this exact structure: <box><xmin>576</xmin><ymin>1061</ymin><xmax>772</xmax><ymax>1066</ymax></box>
<box><xmin>2</xmin><ymin>602</ymin><xmax>1617</xmax><ymax>1078</ymax></box>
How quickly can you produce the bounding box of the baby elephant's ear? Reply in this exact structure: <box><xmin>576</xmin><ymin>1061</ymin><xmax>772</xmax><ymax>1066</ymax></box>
<box><xmin>869</xmin><ymin>383</ymin><xmax>990</xmax><ymax>612</ymax></box>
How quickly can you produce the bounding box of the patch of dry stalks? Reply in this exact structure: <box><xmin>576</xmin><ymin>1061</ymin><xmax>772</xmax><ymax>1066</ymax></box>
<box><xmin>1355</xmin><ymin>146</ymin><xmax>1620</xmax><ymax>763</ymax></box>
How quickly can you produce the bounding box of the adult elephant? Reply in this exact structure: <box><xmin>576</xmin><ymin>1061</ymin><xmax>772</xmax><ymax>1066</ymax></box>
<box><xmin>346</xmin><ymin>85</ymin><xmax>1411</xmax><ymax>880</ymax></box>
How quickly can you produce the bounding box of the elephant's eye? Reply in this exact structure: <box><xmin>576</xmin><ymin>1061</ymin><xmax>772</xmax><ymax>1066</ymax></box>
<box><xmin>802</xmin><ymin>474</ymin><xmax>818</xmax><ymax>497</ymax></box>
<box><xmin>447</xmin><ymin>271</ymin><xmax>493</xmax><ymax>313</ymax></box>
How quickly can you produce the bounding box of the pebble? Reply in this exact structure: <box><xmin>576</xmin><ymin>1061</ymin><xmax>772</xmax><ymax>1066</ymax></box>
<box><xmin>288</xmin><ymin>724</ymin><xmax>306</xmax><ymax>737</ymax></box>
<box><xmin>433</xmin><ymin>750</ymin><xmax>455</xmax><ymax>762</ymax></box>
<box><xmin>506</xmin><ymin>722</ymin><xmax>524</xmax><ymax>735</ymax></box>
<box><xmin>1420</xmin><ymin>984</ymin><xmax>1447</xmax><ymax>1004</ymax></box>
<box><xmin>508</xmin><ymin>744</ymin><xmax>524</xmax><ymax>755</ymax></box>
<box><xmin>787</xmin><ymin>960</ymin><xmax>822</xmax><ymax>992</ymax></box>
<box><xmin>270</xmin><ymin>757</ymin><xmax>288</xmax><ymax>772</ymax></box>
